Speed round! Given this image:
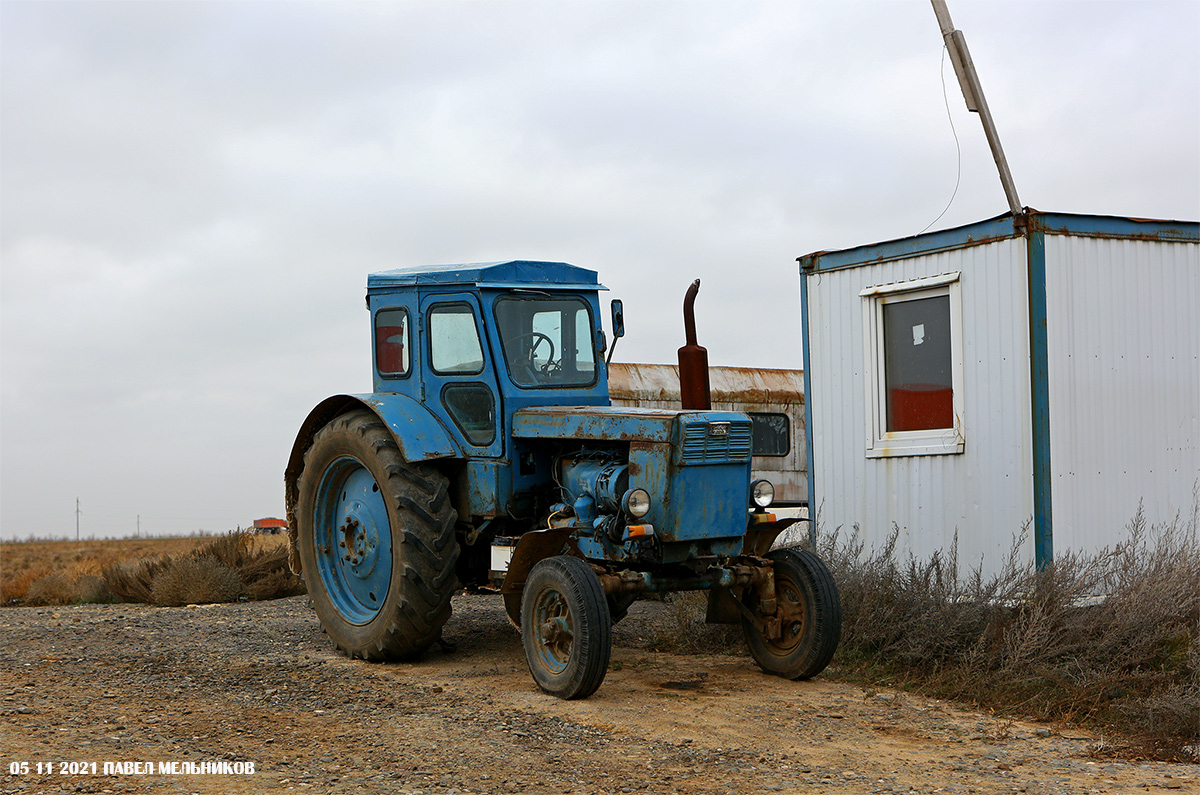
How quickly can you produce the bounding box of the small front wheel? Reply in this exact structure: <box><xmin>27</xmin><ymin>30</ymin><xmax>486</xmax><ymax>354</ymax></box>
<box><xmin>520</xmin><ymin>556</ymin><xmax>612</xmax><ymax>699</ymax></box>
<box><xmin>742</xmin><ymin>548</ymin><xmax>841</xmax><ymax>680</ymax></box>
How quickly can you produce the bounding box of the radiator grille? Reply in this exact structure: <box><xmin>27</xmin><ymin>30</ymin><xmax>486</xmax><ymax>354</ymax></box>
<box><xmin>679</xmin><ymin>419</ymin><xmax>753</xmax><ymax>465</ymax></box>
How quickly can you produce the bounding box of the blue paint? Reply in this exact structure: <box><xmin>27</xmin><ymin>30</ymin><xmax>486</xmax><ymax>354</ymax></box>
<box><xmin>799</xmin><ymin>267</ymin><xmax>816</xmax><ymax>546</ymax></box>
<box><xmin>366</xmin><ymin>263</ymin><xmax>614</xmax><ymax>512</ymax></box>
<box><xmin>1026</xmin><ymin>213</ymin><xmax>1198</xmax><ymax>242</ymax></box>
<box><xmin>285</xmin><ymin>393</ymin><xmax>461</xmax><ymax>509</ymax></box>
<box><xmin>312</xmin><ymin>455</ymin><xmax>393</xmax><ymax>624</ymax></box>
<box><xmin>465</xmin><ymin>459</ymin><xmax>512</xmax><ymax>517</ymax></box>
<box><xmin>800</xmin><ymin>214</ymin><xmax>1020</xmax><ymax>272</ymax></box>
<box><xmin>513</xmin><ymin>406</ymin><xmax>679</xmax><ymax>442</ymax></box>
<box><xmin>559</xmin><ymin>459</ymin><xmax>629</xmax><ymax>513</ymax></box>
<box><xmin>358</xmin><ymin>393</ymin><xmax>462</xmax><ymax>461</ymax></box>
<box><xmin>416</xmin><ymin>292</ymin><xmax>505</xmax><ymax>458</ymax></box>
<box><xmin>1026</xmin><ymin>230</ymin><xmax>1054</xmax><ymax>569</ymax></box>
<box><xmin>533</xmin><ymin>414</ymin><xmax>752</xmax><ymax>563</ymax></box>
<box><xmin>367</xmin><ymin>260</ymin><xmax>607</xmax><ymax>291</ymax></box>
<box><xmin>675</xmin><ymin>416</ymin><xmax>752</xmax><ymax>465</ymax></box>
<box><xmin>799</xmin><ymin>212</ymin><xmax>1198</xmax><ymax>273</ymax></box>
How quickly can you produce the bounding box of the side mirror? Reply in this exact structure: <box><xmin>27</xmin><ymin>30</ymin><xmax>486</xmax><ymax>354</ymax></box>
<box><xmin>605</xmin><ymin>299</ymin><xmax>625</xmax><ymax>367</ymax></box>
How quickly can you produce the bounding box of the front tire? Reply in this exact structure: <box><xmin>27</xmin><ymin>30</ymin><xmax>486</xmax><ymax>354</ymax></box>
<box><xmin>742</xmin><ymin>548</ymin><xmax>841</xmax><ymax>680</ymax></box>
<box><xmin>297</xmin><ymin>409</ymin><xmax>459</xmax><ymax>660</ymax></box>
<box><xmin>521</xmin><ymin>556</ymin><xmax>611</xmax><ymax>699</ymax></box>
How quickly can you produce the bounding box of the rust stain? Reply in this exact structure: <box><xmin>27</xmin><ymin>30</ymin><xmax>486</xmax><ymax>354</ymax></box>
<box><xmin>609</xmin><ymin>362</ymin><xmax>804</xmax><ymax>405</ymax></box>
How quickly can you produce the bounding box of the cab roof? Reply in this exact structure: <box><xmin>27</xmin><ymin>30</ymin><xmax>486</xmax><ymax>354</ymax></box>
<box><xmin>367</xmin><ymin>260</ymin><xmax>606</xmax><ymax>292</ymax></box>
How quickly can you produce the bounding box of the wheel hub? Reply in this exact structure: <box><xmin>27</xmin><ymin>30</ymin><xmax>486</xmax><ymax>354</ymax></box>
<box><xmin>312</xmin><ymin>455</ymin><xmax>394</xmax><ymax>625</ymax></box>
<box><xmin>532</xmin><ymin>591</ymin><xmax>574</xmax><ymax>671</ymax></box>
<box><xmin>338</xmin><ymin>507</ymin><xmax>380</xmax><ymax>579</ymax></box>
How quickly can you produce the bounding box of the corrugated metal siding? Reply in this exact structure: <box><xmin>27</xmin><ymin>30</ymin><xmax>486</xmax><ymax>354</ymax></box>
<box><xmin>1044</xmin><ymin>235</ymin><xmax>1200</xmax><ymax>550</ymax></box>
<box><xmin>608</xmin><ymin>363</ymin><xmax>808</xmax><ymax>502</ymax></box>
<box><xmin>806</xmin><ymin>238</ymin><xmax>1035</xmax><ymax>577</ymax></box>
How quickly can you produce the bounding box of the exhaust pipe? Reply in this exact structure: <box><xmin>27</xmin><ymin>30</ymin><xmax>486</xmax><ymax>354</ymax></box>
<box><xmin>678</xmin><ymin>279</ymin><xmax>711</xmax><ymax>410</ymax></box>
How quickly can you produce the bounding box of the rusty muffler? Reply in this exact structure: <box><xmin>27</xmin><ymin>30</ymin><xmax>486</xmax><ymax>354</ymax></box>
<box><xmin>678</xmin><ymin>279</ymin><xmax>711</xmax><ymax>410</ymax></box>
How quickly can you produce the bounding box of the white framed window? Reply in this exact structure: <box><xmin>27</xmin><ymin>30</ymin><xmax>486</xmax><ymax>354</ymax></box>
<box><xmin>861</xmin><ymin>272</ymin><xmax>964</xmax><ymax>457</ymax></box>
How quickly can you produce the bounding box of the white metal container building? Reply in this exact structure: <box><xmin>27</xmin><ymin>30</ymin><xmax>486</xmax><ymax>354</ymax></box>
<box><xmin>799</xmin><ymin>211</ymin><xmax>1199</xmax><ymax>576</ymax></box>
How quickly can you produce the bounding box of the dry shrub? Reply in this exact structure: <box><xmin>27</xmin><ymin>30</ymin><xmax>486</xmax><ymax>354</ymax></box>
<box><xmin>811</xmin><ymin>496</ymin><xmax>1200</xmax><ymax>761</ymax></box>
<box><xmin>242</xmin><ymin>565</ymin><xmax>306</xmax><ymax>601</ymax></box>
<box><xmin>192</xmin><ymin>532</ymin><xmax>304</xmax><ymax>601</ymax></box>
<box><xmin>2</xmin><ymin>564</ymin><xmax>55</xmax><ymax>603</ymax></box>
<box><xmin>25</xmin><ymin>573</ymin><xmax>77</xmax><ymax>606</ymax></box>
<box><xmin>103</xmin><ymin>556</ymin><xmax>175</xmax><ymax>603</ymax></box>
<box><xmin>73</xmin><ymin>574</ymin><xmax>114</xmax><ymax>604</ymax></box>
<box><xmin>150</xmin><ymin>555</ymin><xmax>244</xmax><ymax>606</ymax></box>
<box><xmin>25</xmin><ymin>572</ymin><xmax>114</xmax><ymax>606</ymax></box>
<box><xmin>100</xmin><ymin>531</ymin><xmax>304</xmax><ymax>606</ymax></box>
<box><xmin>4</xmin><ymin>532</ymin><xmax>299</xmax><ymax>605</ymax></box>
<box><xmin>650</xmin><ymin>591</ymin><xmax>746</xmax><ymax>655</ymax></box>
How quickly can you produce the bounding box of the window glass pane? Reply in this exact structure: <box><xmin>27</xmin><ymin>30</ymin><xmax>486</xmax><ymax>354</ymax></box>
<box><xmin>442</xmin><ymin>384</ymin><xmax>496</xmax><ymax>446</ymax></box>
<box><xmin>748</xmin><ymin>412</ymin><xmax>790</xmax><ymax>457</ymax></box>
<box><xmin>375</xmin><ymin>308</ymin><xmax>409</xmax><ymax>377</ymax></box>
<box><xmin>575</xmin><ymin>309</ymin><xmax>595</xmax><ymax>367</ymax></box>
<box><xmin>430</xmin><ymin>305</ymin><xmax>484</xmax><ymax>374</ymax></box>
<box><xmin>495</xmin><ymin>297</ymin><xmax>597</xmax><ymax>387</ymax></box>
<box><xmin>883</xmin><ymin>295</ymin><xmax>952</xmax><ymax>431</ymax></box>
<box><xmin>531</xmin><ymin>310</ymin><xmax>562</xmax><ymax>373</ymax></box>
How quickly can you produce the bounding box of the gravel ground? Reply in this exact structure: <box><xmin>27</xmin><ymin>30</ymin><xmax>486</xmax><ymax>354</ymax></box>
<box><xmin>1</xmin><ymin>594</ymin><xmax>1196</xmax><ymax>795</ymax></box>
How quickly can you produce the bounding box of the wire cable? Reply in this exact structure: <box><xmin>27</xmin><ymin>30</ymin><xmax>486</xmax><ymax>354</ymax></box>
<box><xmin>920</xmin><ymin>43</ymin><xmax>963</xmax><ymax>235</ymax></box>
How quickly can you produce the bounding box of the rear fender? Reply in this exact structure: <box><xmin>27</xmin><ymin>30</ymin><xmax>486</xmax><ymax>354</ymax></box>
<box><xmin>284</xmin><ymin>394</ymin><xmax>462</xmax><ymax>574</ymax></box>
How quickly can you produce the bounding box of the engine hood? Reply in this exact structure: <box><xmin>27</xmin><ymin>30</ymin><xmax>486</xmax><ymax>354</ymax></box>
<box><xmin>512</xmin><ymin>405</ymin><xmax>745</xmax><ymax>443</ymax></box>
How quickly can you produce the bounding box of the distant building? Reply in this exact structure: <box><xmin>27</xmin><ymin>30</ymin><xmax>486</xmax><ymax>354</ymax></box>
<box><xmin>252</xmin><ymin>517</ymin><xmax>288</xmax><ymax>535</ymax></box>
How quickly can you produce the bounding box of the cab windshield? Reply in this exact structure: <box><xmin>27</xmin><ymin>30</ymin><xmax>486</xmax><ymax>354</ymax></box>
<box><xmin>494</xmin><ymin>296</ymin><xmax>598</xmax><ymax>388</ymax></box>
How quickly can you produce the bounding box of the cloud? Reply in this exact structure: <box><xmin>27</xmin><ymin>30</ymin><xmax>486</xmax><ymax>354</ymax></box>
<box><xmin>1</xmin><ymin>0</ymin><xmax>1196</xmax><ymax>538</ymax></box>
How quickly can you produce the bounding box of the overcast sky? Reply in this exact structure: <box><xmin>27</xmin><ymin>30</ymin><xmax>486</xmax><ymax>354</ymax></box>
<box><xmin>2</xmin><ymin>0</ymin><xmax>1197</xmax><ymax>541</ymax></box>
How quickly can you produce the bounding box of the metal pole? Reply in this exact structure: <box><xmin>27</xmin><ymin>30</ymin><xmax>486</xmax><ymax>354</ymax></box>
<box><xmin>76</xmin><ymin>498</ymin><xmax>81</xmax><ymax>541</ymax></box>
<box><xmin>930</xmin><ymin>0</ymin><xmax>1023</xmax><ymax>217</ymax></box>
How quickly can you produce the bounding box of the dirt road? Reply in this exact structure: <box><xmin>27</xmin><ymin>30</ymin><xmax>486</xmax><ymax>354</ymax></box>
<box><xmin>2</xmin><ymin>595</ymin><xmax>1195</xmax><ymax>795</ymax></box>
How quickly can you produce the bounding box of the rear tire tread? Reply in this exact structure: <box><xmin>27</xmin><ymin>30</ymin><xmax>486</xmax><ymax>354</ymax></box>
<box><xmin>298</xmin><ymin>409</ymin><xmax>459</xmax><ymax>662</ymax></box>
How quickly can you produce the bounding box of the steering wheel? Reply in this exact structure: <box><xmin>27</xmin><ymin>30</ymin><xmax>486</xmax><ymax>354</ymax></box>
<box><xmin>512</xmin><ymin>332</ymin><xmax>557</xmax><ymax>382</ymax></box>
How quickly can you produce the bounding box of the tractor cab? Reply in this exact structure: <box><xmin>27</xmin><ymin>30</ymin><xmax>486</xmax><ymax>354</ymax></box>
<box><xmin>365</xmin><ymin>261</ymin><xmax>612</xmax><ymax>460</ymax></box>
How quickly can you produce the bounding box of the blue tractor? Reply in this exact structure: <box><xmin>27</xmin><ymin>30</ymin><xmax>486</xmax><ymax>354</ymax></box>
<box><xmin>285</xmin><ymin>261</ymin><xmax>840</xmax><ymax>699</ymax></box>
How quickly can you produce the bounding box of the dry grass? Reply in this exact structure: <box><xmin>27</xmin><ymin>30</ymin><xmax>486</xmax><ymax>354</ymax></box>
<box><xmin>810</xmin><ymin>499</ymin><xmax>1200</xmax><ymax>762</ymax></box>
<box><xmin>2</xmin><ymin>535</ymin><xmax>223</xmax><ymax>602</ymax></box>
<box><xmin>648</xmin><ymin>591</ymin><xmax>746</xmax><ymax>655</ymax></box>
<box><xmin>149</xmin><ymin>555</ymin><xmax>244</xmax><ymax>606</ymax></box>
<box><xmin>24</xmin><ymin>572</ymin><xmax>113</xmax><ymax>606</ymax></box>
<box><xmin>2</xmin><ymin>532</ymin><xmax>302</xmax><ymax>606</ymax></box>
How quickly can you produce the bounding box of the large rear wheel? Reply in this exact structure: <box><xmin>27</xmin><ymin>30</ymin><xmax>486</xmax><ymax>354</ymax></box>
<box><xmin>520</xmin><ymin>556</ymin><xmax>611</xmax><ymax>699</ymax></box>
<box><xmin>742</xmin><ymin>548</ymin><xmax>841</xmax><ymax>679</ymax></box>
<box><xmin>297</xmin><ymin>409</ymin><xmax>459</xmax><ymax>660</ymax></box>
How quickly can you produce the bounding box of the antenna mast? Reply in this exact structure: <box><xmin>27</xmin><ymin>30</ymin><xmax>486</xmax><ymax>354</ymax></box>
<box><xmin>931</xmin><ymin>0</ymin><xmax>1023</xmax><ymax>217</ymax></box>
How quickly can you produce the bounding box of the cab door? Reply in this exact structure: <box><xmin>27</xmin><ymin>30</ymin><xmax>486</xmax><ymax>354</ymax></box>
<box><xmin>419</xmin><ymin>292</ymin><xmax>504</xmax><ymax>459</ymax></box>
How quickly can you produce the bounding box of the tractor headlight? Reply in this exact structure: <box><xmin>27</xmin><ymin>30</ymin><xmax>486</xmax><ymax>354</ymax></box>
<box><xmin>622</xmin><ymin>488</ymin><xmax>652</xmax><ymax>519</ymax></box>
<box><xmin>750</xmin><ymin>479</ymin><xmax>775</xmax><ymax>509</ymax></box>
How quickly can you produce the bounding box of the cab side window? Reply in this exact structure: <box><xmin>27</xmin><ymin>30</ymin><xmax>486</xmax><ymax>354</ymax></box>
<box><xmin>429</xmin><ymin>304</ymin><xmax>484</xmax><ymax>374</ymax></box>
<box><xmin>375</xmin><ymin>308</ymin><xmax>410</xmax><ymax>377</ymax></box>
